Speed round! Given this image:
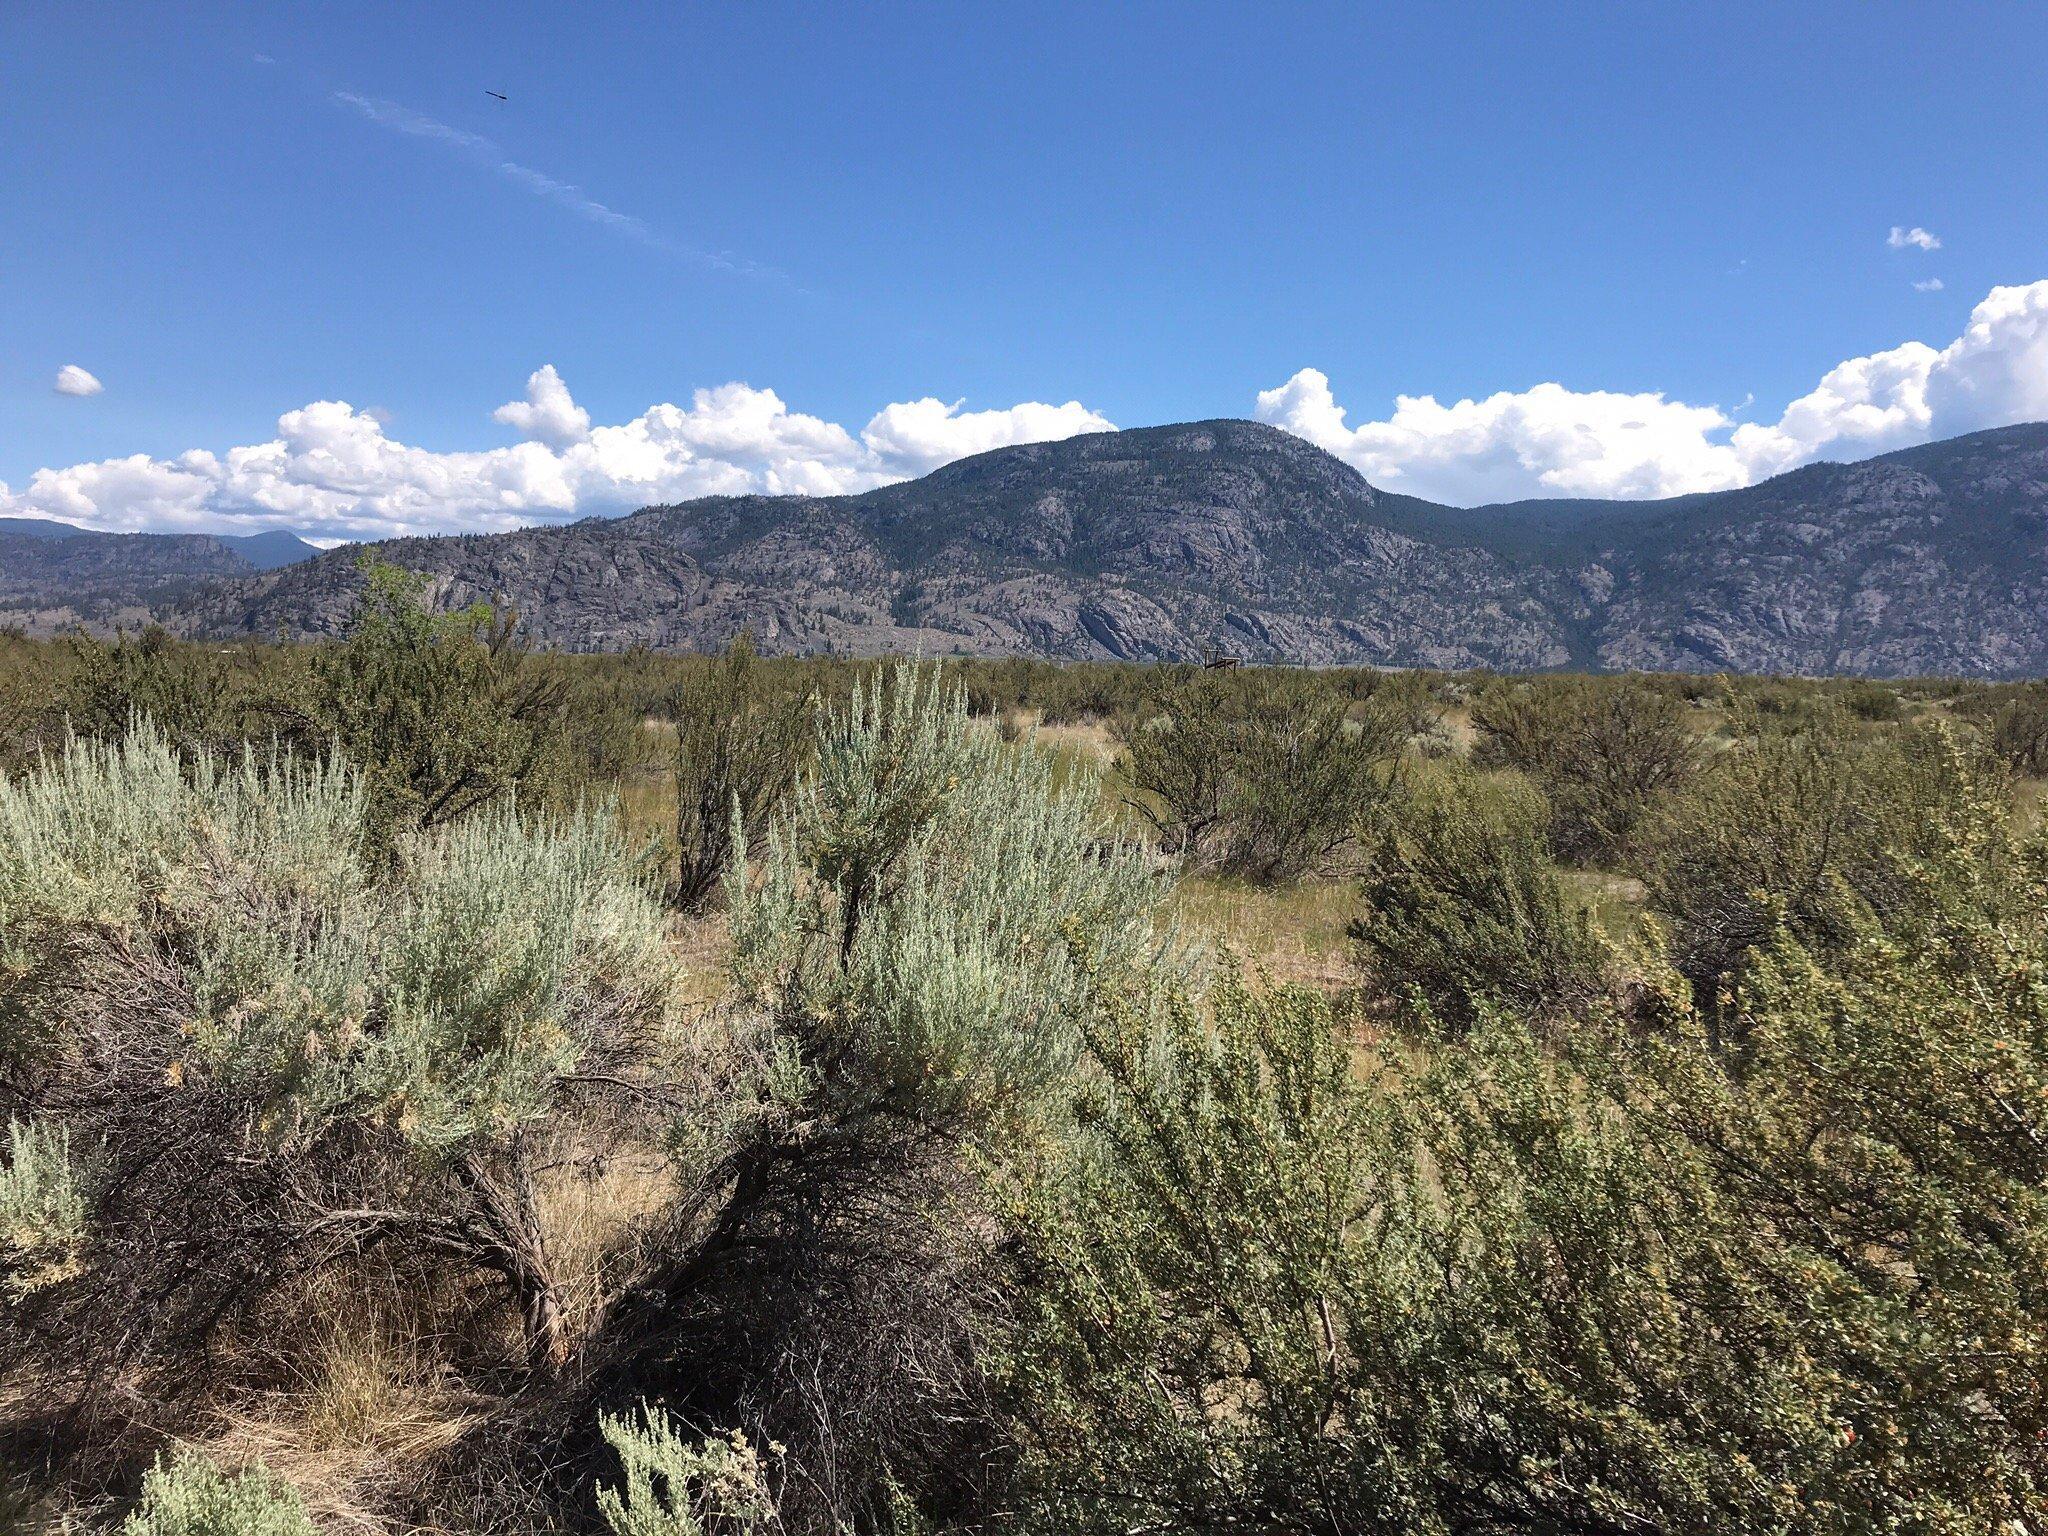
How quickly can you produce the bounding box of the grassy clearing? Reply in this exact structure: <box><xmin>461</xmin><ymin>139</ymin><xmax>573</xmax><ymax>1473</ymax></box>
<box><xmin>1024</xmin><ymin>716</ymin><xmax>1118</xmax><ymax>771</ymax></box>
<box><xmin>1557</xmin><ymin>867</ymin><xmax>1650</xmax><ymax>945</ymax></box>
<box><xmin>1170</xmin><ymin>875</ymin><xmax>1356</xmax><ymax>991</ymax></box>
<box><xmin>2017</xmin><ymin>775</ymin><xmax>2046</xmax><ymax>832</ymax></box>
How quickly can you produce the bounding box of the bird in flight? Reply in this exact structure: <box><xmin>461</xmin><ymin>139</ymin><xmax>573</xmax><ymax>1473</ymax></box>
<box><xmin>485</xmin><ymin>90</ymin><xmax>508</xmax><ymax>101</ymax></box>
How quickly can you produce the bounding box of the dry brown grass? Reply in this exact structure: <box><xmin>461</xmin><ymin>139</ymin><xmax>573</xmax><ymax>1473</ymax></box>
<box><xmin>1170</xmin><ymin>875</ymin><xmax>1356</xmax><ymax>992</ymax></box>
<box><xmin>534</xmin><ymin>1154</ymin><xmax>676</xmax><ymax>1341</ymax></box>
<box><xmin>2017</xmin><ymin>775</ymin><xmax>2046</xmax><ymax>833</ymax></box>
<box><xmin>669</xmin><ymin>910</ymin><xmax>732</xmax><ymax>1009</ymax></box>
<box><xmin>1434</xmin><ymin>703</ymin><xmax>1480</xmax><ymax>755</ymax></box>
<box><xmin>614</xmin><ymin>771</ymin><xmax>676</xmax><ymax>864</ymax></box>
<box><xmin>190</xmin><ymin>1278</ymin><xmax>490</xmax><ymax>1535</ymax></box>
<box><xmin>1557</xmin><ymin>868</ymin><xmax>1650</xmax><ymax>945</ymax></box>
<box><xmin>1025</xmin><ymin>717</ymin><xmax>1118</xmax><ymax>770</ymax></box>
<box><xmin>175</xmin><ymin>1149</ymin><xmax>675</xmax><ymax>1535</ymax></box>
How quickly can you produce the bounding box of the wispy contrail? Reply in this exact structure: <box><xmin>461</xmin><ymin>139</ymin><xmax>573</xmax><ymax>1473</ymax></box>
<box><xmin>332</xmin><ymin>91</ymin><xmax>784</xmax><ymax>281</ymax></box>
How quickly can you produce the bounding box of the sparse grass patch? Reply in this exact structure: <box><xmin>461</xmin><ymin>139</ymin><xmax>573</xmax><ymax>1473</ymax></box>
<box><xmin>1557</xmin><ymin>867</ymin><xmax>1649</xmax><ymax>946</ymax></box>
<box><xmin>2015</xmin><ymin>774</ymin><xmax>2046</xmax><ymax>833</ymax></box>
<box><xmin>1170</xmin><ymin>875</ymin><xmax>1355</xmax><ymax>991</ymax></box>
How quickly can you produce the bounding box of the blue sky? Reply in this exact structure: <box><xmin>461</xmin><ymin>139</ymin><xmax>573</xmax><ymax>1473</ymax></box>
<box><xmin>5</xmin><ymin>0</ymin><xmax>2047</xmax><ymax>538</ymax></box>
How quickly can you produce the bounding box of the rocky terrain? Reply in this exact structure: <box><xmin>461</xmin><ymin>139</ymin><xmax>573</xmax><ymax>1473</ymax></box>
<box><xmin>151</xmin><ymin>418</ymin><xmax>2048</xmax><ymax>677</ymax></box>
<box><xmin>0</xmin><ymin>520</ymin><xmax>317</xmax><ymax>634</ymax></box>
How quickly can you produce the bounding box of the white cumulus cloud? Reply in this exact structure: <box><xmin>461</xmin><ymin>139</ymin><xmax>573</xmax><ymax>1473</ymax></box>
<box><xmin>8</xmin><ymin>280</ymin><xmax>2046</xmax><ymax>538</ymax></box>
<box><xmin>492</xmin><ymin>365</ymin><xmax>592</xmax><ymax>447</ymax></box>
<box><xmin>861</xmin><ymin>397</ymin><xmax>1114</xmax><ymax>478</ymax></box>
<box><xmin>53</xmin><ymin>365</ymin><xmax>103</xmax><ymax>397</ymax></box>
<box><xmin>0</xmin><ymin>373</ymin><xmax>1114</xmax><ymax>541</ymax></box>
<box><xmin>1254</xmin><ymin>371</ymin><xmax>1744</xmax><ymax>502</ymax></box>
<box><xmin>1889</xmin><ymin>225</ymin><xmax>1942</xmax><ymax>251</ymax></box>
<box><xmin>1256</xmin><ymin>279</ymin><xmax>2048</xmax><ymax>504</ymax></box>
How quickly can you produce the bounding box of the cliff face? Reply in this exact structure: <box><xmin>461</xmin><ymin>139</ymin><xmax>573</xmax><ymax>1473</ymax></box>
<box><xmin>169</xmin><ymin>419</ymin><xmax>2048</xmax><ymax>678</ymax></box>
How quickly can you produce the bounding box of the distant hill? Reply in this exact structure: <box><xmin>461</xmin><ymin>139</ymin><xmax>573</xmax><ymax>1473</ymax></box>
<box><xmin>0</xmin><ymin>516</ymin><xmax>86</xmax><ymax>541</ymax></box>
<box><xmin>148</xmin><ymin>419</ymin><xmax>2048</xmax><ymax>677</ymax></box>
<box><xmin>218</xmin><ymin>529</ymin><xmax>324</xmax><ymax>571</ymax></box>
<box><xmin>0</xmin><ymin>520</ymin><xmax>319</xmax><ymax>632</ymax></box>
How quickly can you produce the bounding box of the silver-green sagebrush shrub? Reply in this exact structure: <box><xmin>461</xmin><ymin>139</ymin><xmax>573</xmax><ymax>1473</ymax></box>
<box><xmin>615</xmin><ymin>666</ymin><xmax>1170</xmax><ymax>1533</ymax></box>
<box><xmin>728</xmin><ymin>664</ymin><xmax>1168</xmax><ymax>1132</ymax></box>
<box><xmin>597</xmin><ymin>1405</ymin><xmax>783</xmax><ymax>1536</ymax></box>
<box><xmin>0</xmin><ymin>722</ymin><xmax>680</xmax><ymax>1386</ymax></box>
<box><xmin>120</xmin><ymin>1452</ymin><xmax>315</xmax><ymax>1536</ymax></box>
<box><xmin>366</xmin><ymin>800</ymin><xmax>680</xmax><ymax>1154</ymax></box>
<box><xmin>0</xmin><ymin>1118</ymin><xmax>87</xmax><ymax>1295</ymax></box>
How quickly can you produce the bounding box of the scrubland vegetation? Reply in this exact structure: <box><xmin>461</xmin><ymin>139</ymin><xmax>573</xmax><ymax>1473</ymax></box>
<box><xmin>4</xmin><ymin>568</ymin><xmax>2048</xmax><ymax>1533</ymax></box>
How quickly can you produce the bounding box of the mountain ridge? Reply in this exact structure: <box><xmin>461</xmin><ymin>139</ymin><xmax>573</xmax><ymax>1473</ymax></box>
<box><xmin>0</xmin><ymin>521</ymin><xmax>321</xmax><ymax>631</ymax></box>
<box><xmin>113</xmin><ymin>419</ymin><xmax>2048</xmax><ymax>677</ymax></box>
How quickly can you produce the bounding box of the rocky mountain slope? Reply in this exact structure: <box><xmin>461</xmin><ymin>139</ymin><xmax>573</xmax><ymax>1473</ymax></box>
<box><xmin>170</xmin><ymin>419</ymin><xmax>2048</xmax><ymax>677</ymax></box>
<box><xmin>0</xmin><ymin>520</ymin><xmax>319</xmax><ymax>633</ymax></box>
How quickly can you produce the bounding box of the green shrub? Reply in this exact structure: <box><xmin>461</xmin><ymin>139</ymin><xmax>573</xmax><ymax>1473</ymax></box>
<box><xmin>1003</xmin><ymin>978</ymin><xmax>1413</xmax><ymax>1535</ymax></box>
<box><xmin>59</xmin><ymin>627</ymin><xmax>275</xmax><ymax>760</ymax></box>
<box><xmin>1004</xmin><ymin>811</ymin><xmax>2048</xmax><ymax>1536</ymax></box>
<box><xmin>1120</xmin><ymin>669</ymin><xmax>1416</xmax><ymax>882</ymax></box>
<box><xmin>669</xmin><ymin>634</ymin><xmax>813</xmax><ymax>912</ymax></box>
<box><xmin>292</xmin><ymin>558</ymin><xmax>580</xmax><ymax>843</ymax></box>
<box><xmin>1987</xmin><ymin>683</ymin><xmax>2048</xmax><ymax>777</ymax></box>
<box><xmin>0</xmin><ymin>633</ymin><xmax>61</xmax><ymax>779</ymax></box>
<box><xmin>1350</xmin><ymin>763</ymin><xmax>1611</xmax><ymax>1030</ymax></box>
<box><xmin>1469</xmin><ymin>676</ymin><xmax>1699</xmax><ymax>864</ymax></box>
<box><xmin>121</xmin><ymin>1452</ymin><xmax>314</xmax><ymax>1536</ymax></box>
<box><xmin>1837</xmin><ymin>678</ymin><xmax>1907</xmax><ymax>722</ymax></box>
<box><xmin>1640</xmin><ymin>715</ymin><xmax>1994</xmax><ymax>1018</ymax></box>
